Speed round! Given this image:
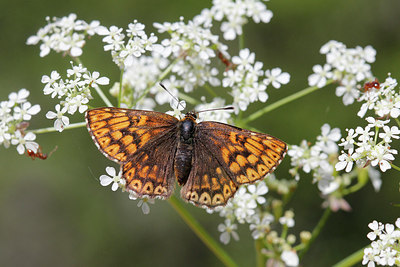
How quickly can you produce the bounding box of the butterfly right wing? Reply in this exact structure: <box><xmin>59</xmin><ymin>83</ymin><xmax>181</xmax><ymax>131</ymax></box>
<box><xmin>86</xmin><ymin>107</ymin><xmax>179</xmax><ymax>198</ymax></box>
<box><xmin>181</xmin><ymin>121</ymin><xmax>286</xmax><ymax>208</ymax></box>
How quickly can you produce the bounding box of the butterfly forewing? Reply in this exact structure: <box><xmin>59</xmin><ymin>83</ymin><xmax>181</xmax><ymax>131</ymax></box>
<box><xmin>86</xmin><ymin>108</ymin><xmax>178</xmax><ymax>163</ymax></box>
<box><xmin>196</xmin><ymin>121</ymin><xmax>287</xmax><ymax>182</ymax></box>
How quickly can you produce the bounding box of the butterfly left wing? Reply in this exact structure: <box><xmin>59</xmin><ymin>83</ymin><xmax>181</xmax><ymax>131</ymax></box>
<box><xmin>86</xmin><ymin>107</ymin><xmax>180</xmax><ymax>199</ymax></box>
<box><xmin>181</xmin><ymin>121</ymin><xmax>287</xmax><ymax>208</ymax></box>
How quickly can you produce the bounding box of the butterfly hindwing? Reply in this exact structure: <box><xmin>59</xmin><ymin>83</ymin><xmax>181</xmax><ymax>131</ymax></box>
<box><xmin>181</xmin><ymin>138</ymin><xmax>238</xmax><ymax>207</ymax></box>
<box><xmin>122</xmin><ymin>127</ymin><xmax>179</xmax><ymax>199</ymax></box>
<box><xmin>196</xmin><ymin>121</ymin><xmax>287</xmax><ymax>185</ymax></box>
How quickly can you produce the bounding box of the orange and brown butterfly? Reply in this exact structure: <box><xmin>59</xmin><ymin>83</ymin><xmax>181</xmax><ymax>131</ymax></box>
<box><xmin>85</xmin><ymin>107</ymin><xmax>287</xmax><ymax>208</ymax></box>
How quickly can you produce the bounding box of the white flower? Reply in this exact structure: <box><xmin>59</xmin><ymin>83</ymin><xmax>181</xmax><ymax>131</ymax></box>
<box><xmin>279</xmin><ymin>211</ymin><xmax>295</xmax><ymax>228</ymax></box>
<box><xmin>46</xmin><ymin>104</ymin><xmax>70</xmax><ymax>132</ymax></box>
<box><xmin>339</xmin><ymin>128</ymin><xmax>358</xmax><ymax>150</ymax></box>
<box><xmin>13</xmin><ymin>102</ymin><xmax>41</xmax><ymax>121</ymax></box>
<box><xmin>370</xmin><ymin>145</ymin><xmax>397</xmax><ymax>172</ymax></box>
<box><xmin>365</xmin><ymin>117</ymin><xmax>389</xmax><ymax>129</ymax></box>
<box><xmin>99</xmin><ymin>166</ymin><xmax>123</xmax><ymax>191</ymax></box>
<box><xmin>308</xmin><ymin>64</ymin><xmax>333</xmax><ymax>88</ymax></box>
<box><xmin>83</xmin><ymin>71</ymin><xmax>110</xmax><ymax>87</ymax></box>
<box><xmin>281</xmin><ymin>250</ymin><xmax>299</xmax><ymax>267</ymax></box>
<box><xmin>42</xmin><ymin>71</ymin><xmax>61</xmax><ymax>90</ymax></box>
<box><xmin>335</xmin><ymin>149</ymin><xmax>355</xmax><ymax>172</ymax></box>
<box><xmin>264</xmin><ymin>68</ymin><xmax>290</xmax><ymax>89</ymax></box>
<box><xmin>127</xmin><ymin>20</ymin><xmax>146</xmax><ymax>37</ymax></box>
<box><xmin>232</xmin><ymin>48</ymin><xmax>255</xmax><ymax>70</ymax></box>
<box><xmin>8</xmin><ymin>88</ymin><xmax>30</xmax><ymax>106</ymax></box>
<box><xmin>335</xmin><ymin>78</ymin><xmax>359</xmax><ymax>105</ymax></box>
<box><xmin>166</xmin><ymin>96</ymin><xmax>186</xmax><ymax>118</ymax></box>
<box><xmin>137</xmin><ymin>197</ymin><xmax>155</xmax><ymax>215</ymax></box>
<box><xmin>10</xmin><ymin>130</ymin><xmax>39</xmax><ymax>155</ymax></box>
<box><xmin>379</xmin><ymin>126</ymin><xmax>400</xmax><ymax>143</ymax></box>
<box><xmin>246</xmin><ymin>181</ymin><xmax>268</xmax><ymax>207</ymax></box>
<box><xmin>367</xmin><ymin>220</ymin><xmax>383</xmax><ymax>241</ymax></box>
<box><xmin>249</xmin><ymin>214</ymin><xmax>274</xmax><ymax>239</ymax></box>
<box><xmin>66</xmin><ymin>95</ymin><xmax>89</xmax><ymax>114</ymax></box>
<box><xmin>43</xmin><ymin>80</ymin><xmax>66</xmax><ymax>98</ymax></box>
<box><xmin>368</xmin><ymin>167</ymin><xmax>382</xmax><ymax>192</ymax></box>
<box><xmin>218</xmin><ymin>219</ymin><xmax>239</xmax><ymax>244</ymax></box>
<box><xmin>363</xmin><ymin>218</ymin><xmax>400</xmax><ymax>267</ymax></box>
<box><xmin>316</xmin><ymin>123</ymin><xmax>341</xmax><ymax>154</ymax></box>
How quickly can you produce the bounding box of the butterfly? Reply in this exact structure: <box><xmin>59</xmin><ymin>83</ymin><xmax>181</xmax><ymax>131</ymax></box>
<box><xmin>85</xmin><ymin>107</ymin><xmax>287</xmax><ymax>208</ymax></box>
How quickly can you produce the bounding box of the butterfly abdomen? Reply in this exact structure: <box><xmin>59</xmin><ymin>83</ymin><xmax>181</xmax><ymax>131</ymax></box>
<box><xmin>174</xmin><ymin>115</ymin><xmax>196</xmax><ymax>186</ymax></box>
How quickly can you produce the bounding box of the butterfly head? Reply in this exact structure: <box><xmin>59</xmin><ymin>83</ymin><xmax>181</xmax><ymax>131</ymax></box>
<box><xmin>184</xmin><ymin>111</ymin><xmax>198</xmax><ymax>121</ymax></box>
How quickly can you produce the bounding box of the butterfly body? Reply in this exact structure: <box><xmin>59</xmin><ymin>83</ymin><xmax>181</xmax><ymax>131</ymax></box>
<box><xmin>175</xmin><ymin>113</ymin><xmax>197</xmax><ymax>185</ymax></box>
<box><xmin>86</xmin><ymin>107</ymin><xmax>287</xmax><ymax>208</ymax></box>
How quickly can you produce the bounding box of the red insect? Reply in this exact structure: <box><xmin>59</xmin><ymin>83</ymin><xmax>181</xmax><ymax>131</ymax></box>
<box><xmin>363</xmin><ymin>78</ymin><xmax>380</xmax><ymax>92</ymax></box>
<box><xmin>26</xmin><ymin>146</ymin><xmax>57</xmax><ymax>160</ymax></box>
<box><xmin>217</xmin><ymin>50</ymin><xmax>236</xmax><ymax>71</ymax></box>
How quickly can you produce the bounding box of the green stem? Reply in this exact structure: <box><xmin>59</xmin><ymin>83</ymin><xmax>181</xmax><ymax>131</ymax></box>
<box><xmin>168</xmin><ymin>196</ymin><xmax>238</xmax><ymax>267</ymax></box>
<box><xmin>395</xmin><ymin>118</ymin><xmax>400</xmax><ymax>128</ymax></box>
<box><xmin>390</xmin><ymin>163</ymin><xmax>400</xmax><ymax>172</ymax></box>
<box><xmin>93</xmin><ymin>84</ymin><xmax>113</xmax><ymax>107</ymax></box>
<box><xmin>242</xmin><ymin>80</ymin><xmax>334</xmax><ymax>124</ymax></box>
<box><xmin>255</xmin><ymin>239</ymin><xmax>265</xmax><ymax>267</ymax></box>
<box><xmin>332</xmin><ymin>246</ymin><xmax>367</xmax><ymax>267</ymax></box>
<box><xmin>204</xmin><ymin>83</ymin><xmax>218</xmax><ymax>98</ymax></box>
<box><xmin>342</xmin><ymin>168</ymin><xmax>368</xmax><ymax>196</ymax></box>
<box><xmin>239</xmin><ymin>31</ymin><xmax>245</xmax><ymax>50</ymax></box>
<box><xmin>298</xmin><ymin>208</ymin><xmax>332</xmax><ymax>260</ymax></box>
<box><xmin>30</xmin><ymin>121</ymin><xmax>86</xmax><ymax>134</ymax></box>
<box><xmin>179</xmin><ymin>92</ymin><xmax>201</xmax><ymax>106</ymax></box>
<box><xmin>118</xmin><ymin>71</ymin><xmax>124</xmax><ymax>107</ymax></box>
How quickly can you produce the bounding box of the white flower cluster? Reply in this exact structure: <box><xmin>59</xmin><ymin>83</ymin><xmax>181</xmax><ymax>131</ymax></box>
<box><xmin>223</xmin><ymin>49</ymin><xmax>290</xmax><ymax>113</ymax></box>
<box><xmin>111</xmin><ymin>53</ymin><xmax>170</xmax><ymax>110</ymax></box>
<box><xmin>308</xmin><ymin>40</ymin><xmax>376</xmax><ymax>105</ymax></box>
<box><xmin>363</xmin><ymin>218</ymin><xmax>400</xmax><ymax>266</ymax></box>
<box><xmin>336</xmin><ymin>117</ymin><xmax>399</xmax><ymax>173</ymax></box>
<box><xmin>336</xmin><ymin>76</ymin><xmax>400</xmax><ymax>173</ymax></box>
<box><xmin>27</xmin><ymin>13</ymin><xmax>102</xmax><ymax>57</ymax></box>
<box><xmin>154</xmin><ymin>17</ymin><xmax>224</xmax><ymax>93</ymax></box>
<box><xmin>288</xmin><ymin>124</ymin><xmax>342</xmax><ymax>195</ymax></box>
<box><xmin>213</xmin><ymin>178</ymin><xmax>300</xmax><ymax>266</ymax></box>
<box><xmin>42</xmin><ymin>63</ymin><xmax>109</xmax><ymax>132</ymax></box>
<box><xmin>0</xmin><ymin>89</ymin><xmax>40</xmax><ymax>155</ymax></box>
<box><xmin>195</xmin><ymin>97</ymin><xmax>232</xmax><ymax>123</ymax></box>
<box><xmin>358</xmin><ymin>76</ymin><xmax>400</xmax><ymax>118</ymax></box>
<box><xmin>97</xmin><ymin>20</ymin><xmax>162</xmax><ymax>69</ymax></box>
<box><xmin>194</xmin><ymin>0</ymin><xmax>273</xmax><ymax>40</ymax></box>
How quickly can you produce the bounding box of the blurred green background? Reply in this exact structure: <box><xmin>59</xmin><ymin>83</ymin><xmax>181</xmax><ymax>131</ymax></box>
<box><xmin>1</xmin><ymin>0</ymin><xmax>399</xmax><ymax>266</ymax></box>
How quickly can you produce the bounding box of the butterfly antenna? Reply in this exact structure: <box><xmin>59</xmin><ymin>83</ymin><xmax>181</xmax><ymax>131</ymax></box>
<box><xmin>159</xmin><ymin>83</ymin><xmax>185</xmax><ymax>110</ymax></box>
<box><xmin>196</xmin><ymin>106</ymin><xmax>235</xmax><ymax>114</ymax></box>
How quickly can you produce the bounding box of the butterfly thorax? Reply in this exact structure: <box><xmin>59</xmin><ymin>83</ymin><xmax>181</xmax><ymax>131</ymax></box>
<box><xmin>174</xmin><ymin>113</ymin><xmax>197</xmax><ymax>185</ymax></box>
